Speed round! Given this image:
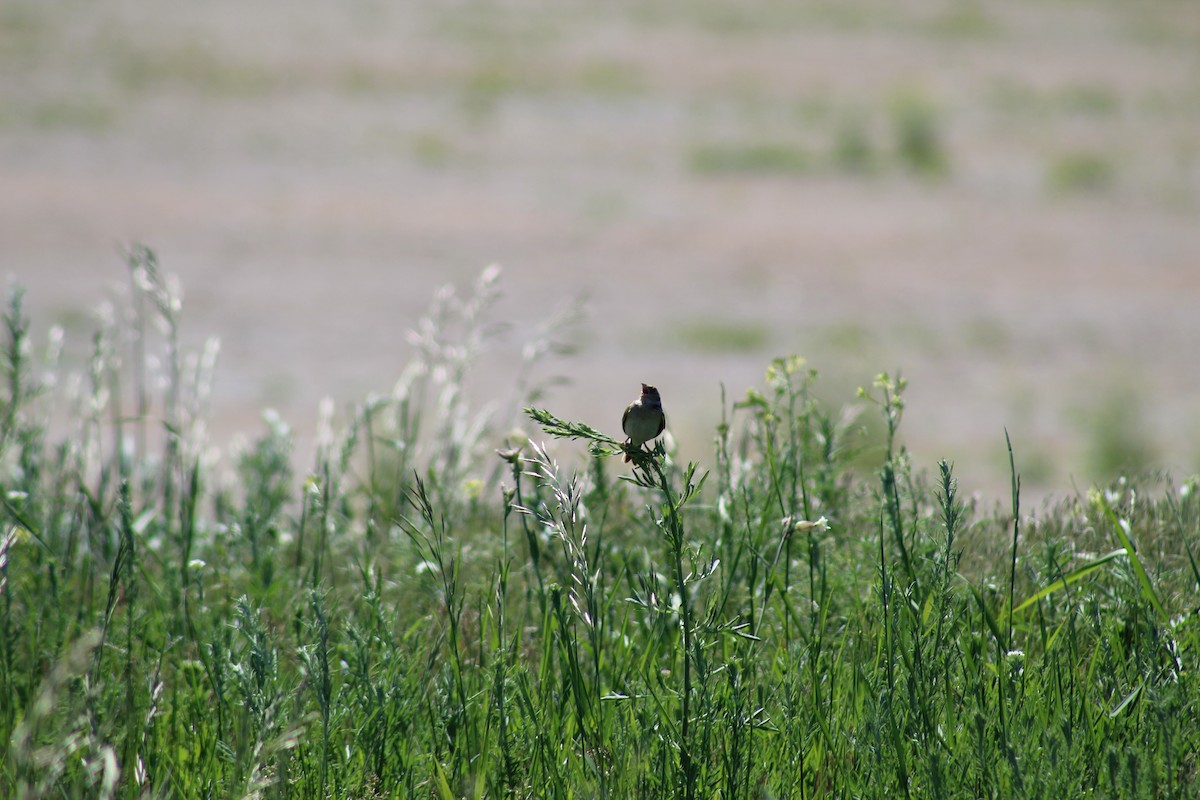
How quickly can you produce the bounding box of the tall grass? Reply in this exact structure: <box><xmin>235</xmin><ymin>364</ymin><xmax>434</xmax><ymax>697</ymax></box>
<box><xmin>1</xmin><ymin>251</ymin><xmax>1197</xmax><ymax>798</ymax></box>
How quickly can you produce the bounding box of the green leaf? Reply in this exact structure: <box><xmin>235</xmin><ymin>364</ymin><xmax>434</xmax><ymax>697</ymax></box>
<box><xmin>1096</xmin><ymin>494</ymin><xmax>1167</xmax><ymax>620</ymax></box>
<box><xmin>1012</xmin><ymin>549</ymin><xmax>1126</xmax><ymax>614</ymax></box>
<box><xmin>1108</xmin><ymin>681</ymin><xmax>1142</xmax><ymax>718</ymax></box>
<box><xmin>432</xmin><ymin>759</ymin><xmax>455</xmax><ymax>800</ymax></box>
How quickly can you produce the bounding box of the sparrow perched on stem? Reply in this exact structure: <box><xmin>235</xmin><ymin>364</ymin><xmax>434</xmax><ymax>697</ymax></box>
<box><xmin>622</xmin><ymin>383</ymin><xmax>666</xmax><ymax>462</ymax></box>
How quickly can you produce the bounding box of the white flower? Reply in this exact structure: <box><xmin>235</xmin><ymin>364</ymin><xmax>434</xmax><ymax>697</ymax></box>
<box><xmin>782</xmin><ymin>515</ymin><xmax>830</xmax><ymax>535</ymax></box>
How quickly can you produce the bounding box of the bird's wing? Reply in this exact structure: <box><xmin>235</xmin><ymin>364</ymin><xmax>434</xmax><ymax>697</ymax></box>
<box><xmin>621</xmin><ymin>404</ymin><xmax>631</xmax><ymax>435</ymax></box>
<box><xmin>655</xmin><ymin>413</ymin><xmax>666</xmax><ymax>438</ymax></box>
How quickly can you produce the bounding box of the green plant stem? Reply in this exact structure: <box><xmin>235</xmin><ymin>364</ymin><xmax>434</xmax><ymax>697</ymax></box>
<box><xmin>648</xmin><ymin>456</ymin><xmax>696</xmax><ymax>800</ymax></box>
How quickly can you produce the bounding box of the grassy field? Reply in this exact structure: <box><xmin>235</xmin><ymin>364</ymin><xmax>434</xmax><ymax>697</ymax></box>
<box><xmin>1</xmin><ymin>253</ymin><xmax>1197</xmax><ymax>798</ymax></box>
<box><xmin>5</xmin><ymin>0</ymin><xmax>1200</xmax><ymax>495</ymax></box>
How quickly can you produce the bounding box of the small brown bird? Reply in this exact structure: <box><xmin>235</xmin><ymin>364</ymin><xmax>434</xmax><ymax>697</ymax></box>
<box><xmin>621</xmin><ymin>383</ymin><xmax>666</xmax><ymax>462</ymax></box>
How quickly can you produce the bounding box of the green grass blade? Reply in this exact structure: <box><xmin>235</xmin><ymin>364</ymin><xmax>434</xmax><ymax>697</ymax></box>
<box><xmin>1012</xmin><ymin>549</ymin><xmax>1126</xmax><ymax>614</ymax></box>
<box><xmin>1096</xmin><ymin>494</ymin><xmax>1167</xmax><ymax>619</ymax></box>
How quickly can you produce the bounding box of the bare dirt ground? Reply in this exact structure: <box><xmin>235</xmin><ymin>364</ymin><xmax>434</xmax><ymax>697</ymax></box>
<box><xmin>3</xmin><ymin>0</ymin><xmax>1198</xmax><ymax>500</ymax></box>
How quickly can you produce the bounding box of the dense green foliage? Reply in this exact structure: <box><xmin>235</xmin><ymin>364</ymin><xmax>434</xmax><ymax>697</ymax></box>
<box><xmin>1</xmin><ymin>254</ymin><xmax>1197</xmax><ymax>798</ymax></box>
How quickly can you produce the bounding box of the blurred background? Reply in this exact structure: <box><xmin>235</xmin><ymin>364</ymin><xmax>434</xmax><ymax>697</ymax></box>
<box><xmin>3</xmin><ymin>0</ymin><xmax>1198</xmax><ymax>500</ymax></box>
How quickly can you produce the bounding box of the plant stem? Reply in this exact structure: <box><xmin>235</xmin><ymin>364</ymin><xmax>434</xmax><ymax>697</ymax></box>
<box><xmin>650</xmin><ymin>456</ymin><xmax>696</xmax><ymax>800</ymax></box>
